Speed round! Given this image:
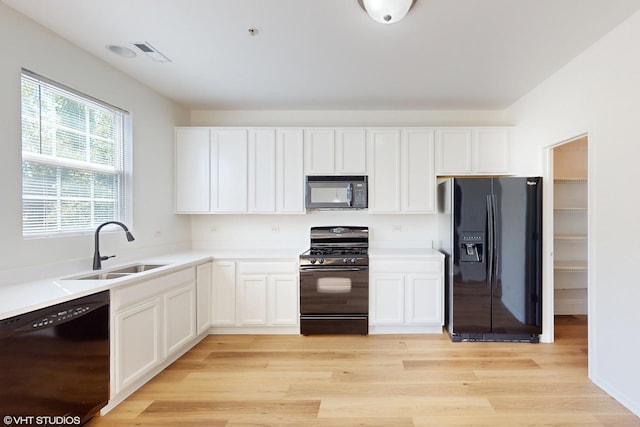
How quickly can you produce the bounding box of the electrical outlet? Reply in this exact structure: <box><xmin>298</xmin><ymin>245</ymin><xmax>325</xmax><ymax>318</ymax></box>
<box><xmin>209</xmin><ymin>226</ymin><xmax>217</xmax><ymax>232</ymax></box>
<box><xmin>153</xmin><ymin>230</ymin><xmax>162</xmax><ymax>238</ymax></box>
<box><xmin>392</xmin><ymin>225</ymin><xmax>402</xmax><ymax>232</ymax></box>
<box><xmin>271</xmin><ymin>226</ymin><xmax>280</xmax><ymax>233</ymax></box>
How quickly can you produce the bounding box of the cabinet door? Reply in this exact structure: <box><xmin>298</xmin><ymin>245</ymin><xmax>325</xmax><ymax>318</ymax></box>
<box><xmin>304</xmin><ymin>129</ymin><xmax>335</xmax><ymax>174</ymax></box>
<box><xmin>368</xmin><ymin>129</ymin><xmax>402</xmax><ymax>212</ymax></box>
<box><xmin>268</xmin><ymin>274</ymin><xmax>298</xmax><ymax>325</ymax></box>
<box><xmin>211</xmin><ymin>261</ymin><xmax>237</xmax><ymax>325</ymax></box>
<box><xmin>403</xmin><ymin>129</ymin><xmax>435</xmax><ymax>213</ymax></box>
<box><xmin>211</xmin><ymin>129</ymin><xmax>248</xmax><ymax>212</ymax></box>
<box><xmin>196</xmin><ymin>262</ymin><xmax>212</xmax><ymax>335</ymax></box>
<box><xmin>336</xmin><ymin>128</ymin><xmax>367</xmax><ymax>174</ymax></box>
<box><xmin>371</xmin><ymin>273</ymin><xmax>404</xmax><ymax>325</ymax></box>
<box><xmin>405</xmin><ymin>274</ymin><xmax>442</xmax><ymax>325</ymax></box>
<box><xmin>237</xmin><ymin>274</ymin><xmax>268</xmax><ymax>325</ymax></box>
<box><xmin>164</xmin><ymin>283</ymin><xmax>196</xmax><ymax>357</ymax></box>
<box><xmin>175</xmin><ymin>128</ymin><xmax>210</xmax><ymax>213</ymax></box>
<box><xmin>277</xmin><ymin>129</ymin><xmax>304</xmax><ymax>213</ymax></box>
<box><xmin>473</xmin><ymin>128</ymin><xmax>510</xmax><ymax>174</ymax></box>
<box><xmin>114</xmin><ymin>298</ymin><xmax>161</xmax><ymax>394</ymax></box>
<box><xmin>248</xmin><ymin>129</ymin><xmax>277</xmax><ymax>212</ymax></box>
<box><xmin>435</xmin><ymin>128</ymin><xmax>473</xmax><ymax>174</ymax></box>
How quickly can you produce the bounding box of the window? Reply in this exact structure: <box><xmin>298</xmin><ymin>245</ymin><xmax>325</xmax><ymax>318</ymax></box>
<box><xmin>21</xmin><ymin>70</ymin><xmax>131</xmax><ymax>238</ymax></box>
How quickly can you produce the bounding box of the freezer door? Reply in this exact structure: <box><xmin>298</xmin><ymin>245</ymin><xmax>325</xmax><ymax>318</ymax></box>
<box><xmin>451</xmin><ymin>178</ymin><xmax>492</xmax><ymax>334</ymax></box>
<box><xmin>491</xmin><ymin>177</ymin><xmax>542</xmax><ymax>335</ymax></box>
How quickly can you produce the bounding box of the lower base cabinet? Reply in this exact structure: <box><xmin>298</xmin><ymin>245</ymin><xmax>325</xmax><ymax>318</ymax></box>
<box><xmin>211</xmin><ymin>260</ymin><xmax>299</xmax><ymax>333</ymax></box>
<box><xmin>111</xmin><ymin>267</ymin><xmax>197</xmax><ymax>399</ymax></box>
<box><xmin>370</xmin><ymin>257</ymin><xmax>444</xmax><ymax>333</ymax></box>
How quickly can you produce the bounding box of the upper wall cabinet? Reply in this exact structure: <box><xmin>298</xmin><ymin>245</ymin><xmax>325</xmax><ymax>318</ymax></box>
<box><xmin>435</xmin><ymin>127</ymin><xmax>511</xmax><ymax>175</ymax></box>
<box><xmin>211</xmin><ymin>129</ymin><xmax>249</xmax><ymax>213</ymax></box>
<box><xmin>368</xmin><ymin>128</ymin><xmax>435</xmax><ymax>214</ymax></box>
<box><xmin>175</xmin><ymin>127</ymin><xmax>304</xmax><ymax>214</ymax></box>
<box><xmin>248</xmin><ymin>128</ymin><xmax>304</xmax><ymax>213</ymax></box>
<box><xmin>304</xmin><ymin>128</ymin><xmax>367</xmax><ymax>175</ymax></box>
<box><xmin>175</xmin><ymin>128</ymin><xmax>210</xmax><ymax>213</ymax></box>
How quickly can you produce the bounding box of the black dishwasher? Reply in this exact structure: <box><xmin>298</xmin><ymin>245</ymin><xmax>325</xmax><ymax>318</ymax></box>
<box><xmin>0</xmin><ymin>290</ymin><xmax>109</xmax><ymax>426</ymax></box>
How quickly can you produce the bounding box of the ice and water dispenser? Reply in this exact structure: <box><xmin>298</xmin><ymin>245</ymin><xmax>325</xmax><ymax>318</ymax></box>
<box><xmin>460</xmin><ymin>232</ymin><xmax>484</xmax><ymax>263</ymax></box>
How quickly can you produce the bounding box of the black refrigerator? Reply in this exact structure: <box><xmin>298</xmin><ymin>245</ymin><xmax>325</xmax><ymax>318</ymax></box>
<box><xmin>438</xmin><ymin>177</ymin><xmax>542</xmax><ymax>342</ymax></box>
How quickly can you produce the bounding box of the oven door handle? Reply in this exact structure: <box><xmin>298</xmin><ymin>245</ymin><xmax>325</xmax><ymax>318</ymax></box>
<box><xmin>299</xmin><ymin>267</ymin><xmax>368</xmax><ymax>272</ymax></box>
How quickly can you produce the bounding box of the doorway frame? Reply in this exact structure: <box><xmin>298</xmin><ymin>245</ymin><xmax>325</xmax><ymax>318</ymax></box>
<box><xmin>544</xmin><ymin>133</ymin><xmax>590</xmax><ymax>347</ymax></box>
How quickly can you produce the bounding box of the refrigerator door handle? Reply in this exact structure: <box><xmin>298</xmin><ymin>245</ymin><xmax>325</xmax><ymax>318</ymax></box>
<box><xmin>486</xmin><ymin>195</ymin><xmax>494</xmax><ymax>288</ymax></box>
<box><xmin>491</xmin><ymin>194</ymin><xmax>498</xmax><ymax>288</ymax></box>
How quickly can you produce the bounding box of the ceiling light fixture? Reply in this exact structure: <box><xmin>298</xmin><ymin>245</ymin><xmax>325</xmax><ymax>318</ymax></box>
<box><xmin>357</xmin><ymin>0</ymin><xmax>416</xmax><ymax>24</ymax></box>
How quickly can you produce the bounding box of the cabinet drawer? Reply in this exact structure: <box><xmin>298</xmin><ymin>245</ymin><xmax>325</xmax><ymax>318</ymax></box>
<box><xmin>237</xmin><ymin>261</ymin><xmax>297</xmax><ymax>275</ymax></box>
<box><xmin>371</xmin><ymin>260</ymin><xmax>442</xmax><ymax>274</ymax></box>
<box><xmin>113</xmin><ymin>268</ymin><xmax>195</xmax><ymax>311</ymax></box>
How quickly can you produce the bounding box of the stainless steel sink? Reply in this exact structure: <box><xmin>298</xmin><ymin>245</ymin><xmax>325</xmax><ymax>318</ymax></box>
<box><xmin>109</xmin><ymin>264</ymin><xmax>166</xmax><ymax>274</ymax></box>
<box><xmin>66</xmin><ymin>263</ymin><xmax>167</xmax><ymax>280</ymax></box>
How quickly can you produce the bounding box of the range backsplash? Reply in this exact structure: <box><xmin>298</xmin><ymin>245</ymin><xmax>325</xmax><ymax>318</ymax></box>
<box><xmin>190</xmin><ymin>212</ymin><xmax>437</xmax><ymax>250</ymax></box>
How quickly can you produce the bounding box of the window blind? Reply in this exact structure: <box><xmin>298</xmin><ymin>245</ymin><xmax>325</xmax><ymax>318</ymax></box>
<box><xmin>21</xmin><ymin>70</ymin><xmax>131</xmax><ymax>237</ymax></box>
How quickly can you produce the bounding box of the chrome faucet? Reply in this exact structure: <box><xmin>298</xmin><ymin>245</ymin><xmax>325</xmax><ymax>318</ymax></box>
<box><xmin>93</xmin><ymin>221</ymin><xmax>135</xmax><ymax>270</ymax></box>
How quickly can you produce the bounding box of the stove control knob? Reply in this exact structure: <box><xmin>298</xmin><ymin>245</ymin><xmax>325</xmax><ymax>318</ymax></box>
<box><xmin>318</xmin><ymin>258</ymin><xmax>325</xmax><ymax>264</ymax></box>
<box><xmin>350</xmin><ymin>258</ymin><xmax>357</xmax><ymax>264</ymax></box>
<box><xmin>342</xmin><ymin>258</ymin><xmax>349</xmax><ymax>264</ymax></box>
<box><xmin>310</xmin><ymin>258</ymin><xmax>316</xmax><ymax>264</ymax></box>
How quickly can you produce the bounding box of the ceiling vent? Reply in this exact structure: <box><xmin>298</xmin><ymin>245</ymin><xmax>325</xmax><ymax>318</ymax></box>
<box><xmin>133</xmin><ymin>42</ymin><xmax>171</xmax><ymax>63</ymax></box>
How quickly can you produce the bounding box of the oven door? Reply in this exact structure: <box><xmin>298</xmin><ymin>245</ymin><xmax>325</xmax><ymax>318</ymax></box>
<box><xmin>299</xmin><ymin>266</ymin><xmax>368</xmax><ymax>315</ymax></box>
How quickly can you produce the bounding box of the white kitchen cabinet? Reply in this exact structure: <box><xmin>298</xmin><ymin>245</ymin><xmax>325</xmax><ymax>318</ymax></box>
<box><xmin>371</xmin><ymin>274</ymin><xmax>404</xmax><ymax>324</ymax></box>
<box><xmin>370</xmin><ymin>256</ymin><xmax>444</xmax><ymax>334</ymax></box>
<box><xmin>304</xmin><ymin>128</ymin><xmax>367</xmax><ymax>175</ymax></box>
<box><xmin>336</xmin><ymin>128</ymin><xmax>367</xmax><ymax>174</ymax></box>
<box><xmin>237</xmin><ymin>274</ymin><xmax>268</xmax><ymax>325</ymax></box>
<box><xmin>196</xmin><ymin>262</ymin><xmax>212</xmax><ymax>335</ymax></box>
<box><xmin>248</xmin><ymin>129</ymin><xmax>277</xmax><ymax>213</ymax></box>
<box><xmin>164</xmin><ymin>282</ymin><xmax>196</xmax><ymax>357</ymax></box>
<box><xmin>236</xmin><ymin>261</ymin><xmax>298</xmax><ymax>327</ymax></box>
<box><xmin>368</xmin><ymin>128</ymin><xmax>435</xmax><ymax>213</ymax></box>
<box><xmin>211</xmin><ymin>128</ymin><xmax>248</xmax><ymax>212</ymax></box>
<box><xmin>113</xmin><ymin>298</ymin><xmax>161</xmax><ymax>396</ymax></box>
<box><xmin>211</xmin><ymin>261</ymin><xmax>237</xmax><ymax>325</ymax></box>
<box><xmin>176</xmin><ymin>127</ymin><xmax>303</xmax><ymax>214</ymax></box>
<box><xmin>175</xmin><ymin>127</ymin><xmax>210</xmax><ymax>213</ymax></box>
<box><xmin>435</xmin><ymin>127</ymin><xmax>510</xmax><ymax>175</ymax></box>
<box><xmin>269</xmin><ymin>274</ymin><xmax>299</xmax><ymax>325</ymax></box>
<box><xmin>276</xmin><ymin>129</ymin><xmax>304</xmax><ymax>213</ymax></box>
<box><xmin>112</xmin><ymin>267</ymin><xmax>197</xmax><ymax>396</ymax></box>
<box><xmin>248</xmin><ymin>128</ymin><xmax>304</xmax><ymax>213</ymax></box>
<box><xmin>367</xmin><ymin>129</ymin><xmax>402</xmax><ymax>212</ymax></box>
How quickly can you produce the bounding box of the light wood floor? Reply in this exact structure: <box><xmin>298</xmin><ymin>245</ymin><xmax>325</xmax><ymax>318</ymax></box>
<box><xmin>90</xmin><ymin>316</ymin><xmax>639</xmax><ymax>426</ymax></box>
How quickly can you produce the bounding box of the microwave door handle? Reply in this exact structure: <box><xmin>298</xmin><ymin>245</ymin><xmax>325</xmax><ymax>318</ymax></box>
<box><xmin>347</xmin><ymin>183</ymin><xmax>353</xmax><ymax>207</ymax></box>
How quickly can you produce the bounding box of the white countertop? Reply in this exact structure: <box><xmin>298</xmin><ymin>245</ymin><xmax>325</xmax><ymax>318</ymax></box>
<box><xmin>0</xmin><ymin>247</ymin><xmax>443</xmax><ymax>320</ymax></box>
<box><xmin>0</xmin><ymin>249</ymin><xmax>301</xmax><ymax>321</ymax></box>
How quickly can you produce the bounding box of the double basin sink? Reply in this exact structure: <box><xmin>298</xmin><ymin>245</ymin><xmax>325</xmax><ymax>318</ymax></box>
<box><xmin>66</xmin><ymin>263</ymin><xmax>167</xmax><ymax>281</ymax></box>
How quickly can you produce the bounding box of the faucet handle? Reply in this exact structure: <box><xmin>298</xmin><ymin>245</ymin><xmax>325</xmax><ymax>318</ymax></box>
<box><xmin>100</xmin><ymin>255</ymin><xmax>116</xmax><ymax>261</ymax></box>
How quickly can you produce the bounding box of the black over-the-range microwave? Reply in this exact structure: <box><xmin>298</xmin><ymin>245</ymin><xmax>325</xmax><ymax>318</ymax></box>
<box><xmin>305</xmin><ymin>175</ymin><xmax>368</xmax><ymax>210</ymax></box>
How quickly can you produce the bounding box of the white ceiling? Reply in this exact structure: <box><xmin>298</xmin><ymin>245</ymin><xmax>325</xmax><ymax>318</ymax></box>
<box><xmin>4</xmin><ymin>0</ymin><xmax>640</xmax><ymax>110</ymax></box>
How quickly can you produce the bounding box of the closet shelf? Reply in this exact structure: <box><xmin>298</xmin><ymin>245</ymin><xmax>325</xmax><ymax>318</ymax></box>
<box><xmin>555</xmin><ymin>261</ymin><xmax>588</xmax><ymax>272</ymax></box>
<box><xmin>555</xmin><ymin>234</ymin><xmax>587</xmax><ymax>241</ymax></box>
<box><xmin>554</xmin><ymin>207</ymin><xmax>587</xmax><ymax>212</ymax></box>
<box><xmin>554</xmin><ymin>178</ymin><xmax>588</xmax><ymax>183</ymax></box>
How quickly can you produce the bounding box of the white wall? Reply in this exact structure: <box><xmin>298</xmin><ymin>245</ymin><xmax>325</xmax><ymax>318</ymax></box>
<box><xmin>191</xmin><ymin>109</ymin><xmax>510</xmax><ymax>127</ymax></box>
<box><xmin>0</xmin><ymin>4</ymin><xmax>191</xmax><ymax>276</ymax></box>
<box><xmin>191</xmin><ymin>212</ymin><xmax>438</xmax><ymax>251</ymax></box>
<box><xmin>506</xmin><ymin>10</ymin><xmax>640</xmax><ymax>416</ymax></box>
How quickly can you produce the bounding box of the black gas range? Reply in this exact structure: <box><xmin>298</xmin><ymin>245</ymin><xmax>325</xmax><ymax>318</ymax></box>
<box><xmin>299</xmin><ymin>226</ymin><xmax>369</xmax><ymax>335</ymax></box>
